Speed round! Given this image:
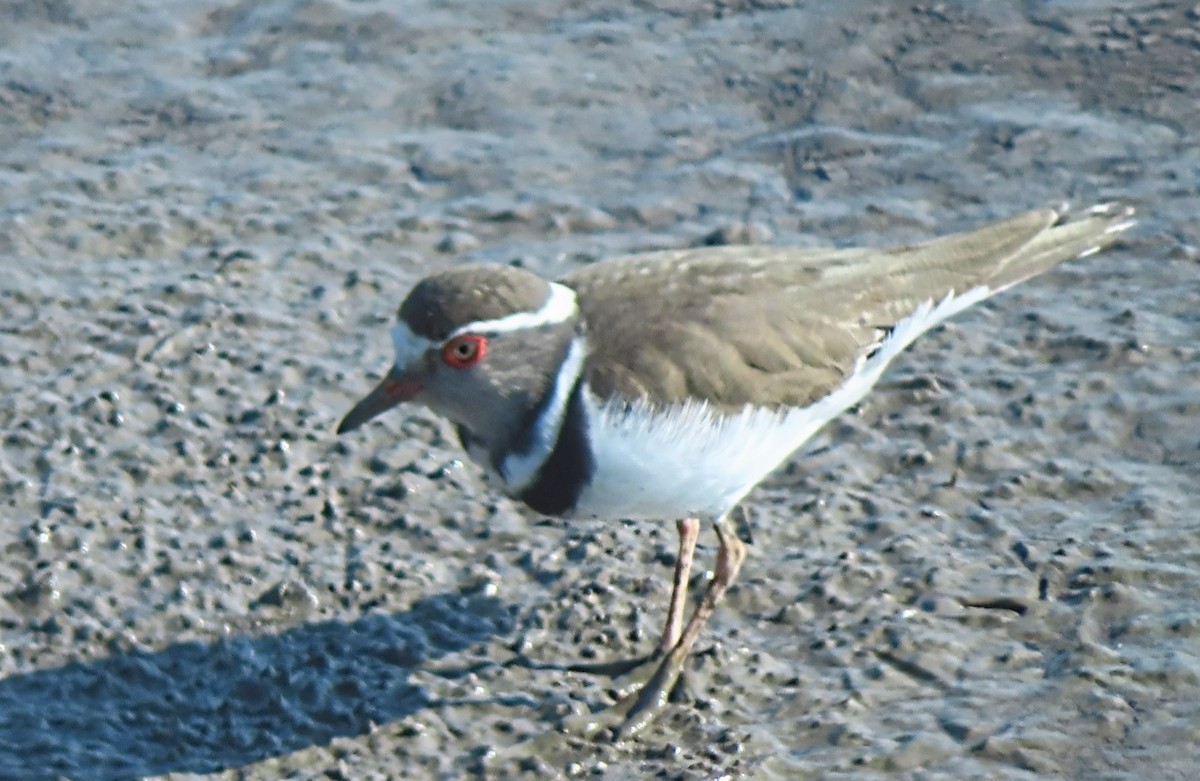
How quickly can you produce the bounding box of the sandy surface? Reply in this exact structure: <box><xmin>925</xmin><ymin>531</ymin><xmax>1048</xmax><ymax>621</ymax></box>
<box><xmin>2</xmin><ymin>1</ymin><xmax>1198</xmax><ymax>779</ymax></box>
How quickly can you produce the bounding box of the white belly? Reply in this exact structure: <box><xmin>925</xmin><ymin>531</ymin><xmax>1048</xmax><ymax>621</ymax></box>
<box><xmin>572</xmin><ymin>397</ymin><xmax>816</xmax><ymax>521</ymax></box>
<box><xmin>571</xmin><ymin>286</ymin><xmax>992</xmax><ymax>522</ymax></box>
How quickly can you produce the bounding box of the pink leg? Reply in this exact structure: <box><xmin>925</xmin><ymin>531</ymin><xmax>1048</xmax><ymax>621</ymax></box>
<box><xmin>658</xmin><ymin>517</ymin><xmax>700</xmax><ymax>654</ymax></box>
<box><xmin>565</xmin><ymin>516</ymin><xmax>749</xmax><ymax>740</ymax></box>
<box><xmin>657</xmin><ymin>517</ymin><xmax>746</xmax><ymax>665</ymax></box>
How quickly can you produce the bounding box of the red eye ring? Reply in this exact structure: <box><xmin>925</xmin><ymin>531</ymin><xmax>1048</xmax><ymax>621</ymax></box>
<box><xmin>441</xmin><ymin>334</ymin><xmax>488</xmax><ymax>368</ymax></box>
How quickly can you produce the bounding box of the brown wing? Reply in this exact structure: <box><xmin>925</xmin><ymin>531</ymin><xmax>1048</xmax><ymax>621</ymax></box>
<box><xmin>563</xmin><ymin>205</ymin><xmax>1131</xmax><ymax>410</ymax></box>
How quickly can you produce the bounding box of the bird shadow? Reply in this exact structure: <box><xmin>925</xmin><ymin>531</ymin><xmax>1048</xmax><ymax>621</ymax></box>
<box><xmin>0</xmin><ymin>589</ymin><xmax>515</xmax><ymax>781</ymax></box>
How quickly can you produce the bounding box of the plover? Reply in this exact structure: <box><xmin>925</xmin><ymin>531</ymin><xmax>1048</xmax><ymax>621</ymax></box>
<box><xmin>338</xmin><ymin>203</ymin><xmax>1134</xmax><ymax>737</ymax></box>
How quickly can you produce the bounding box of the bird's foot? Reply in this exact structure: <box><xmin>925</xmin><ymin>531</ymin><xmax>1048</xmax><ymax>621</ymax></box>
<box><xmin>568</xmin><ymin>646</ymin><xmax>695</xmax><ymax>701</ymax></box>
<box><xmin>510</xmin><ymin>647</ymin><xmax>689</xmax><ymax>701</ymax></box>
<box><xmin>560</xmin><ymin>646</ymin><xmax>689</xmax><ymax>741</ymax></box>
<box><xmin>564</xmin><ymin>651</ymin><xmax>656</xmax><ymax>680</ymax></box>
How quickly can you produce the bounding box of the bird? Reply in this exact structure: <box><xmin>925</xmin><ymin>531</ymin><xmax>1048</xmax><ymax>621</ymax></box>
<box><xmin>337</xmin><ymin>202</ymin><xmax>1135</xmax><ymax>739</ymax></box>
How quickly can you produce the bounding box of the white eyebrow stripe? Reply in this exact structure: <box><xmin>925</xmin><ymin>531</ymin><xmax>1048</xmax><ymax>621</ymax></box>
<box><xmin>449</xmin><ymin>281</ymin><xmax>578</xmax><ymax>337</ymax></box>
<box><xmin>391</xmin><ymin>321</ymin><xmax>435</xmax><ymax>368</ymax></box>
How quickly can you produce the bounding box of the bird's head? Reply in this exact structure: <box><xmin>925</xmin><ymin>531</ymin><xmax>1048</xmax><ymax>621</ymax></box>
<box><xmin>337</xmin><ymin>264</ymin><xmax>582</xmax><ymax>453</ymax></box>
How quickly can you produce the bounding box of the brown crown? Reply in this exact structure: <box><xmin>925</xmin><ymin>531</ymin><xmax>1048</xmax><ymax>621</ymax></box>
<box><xmin>397</xmin><ymin>264</ymin><xmax>553</xmax><ymax>340</ymax></box>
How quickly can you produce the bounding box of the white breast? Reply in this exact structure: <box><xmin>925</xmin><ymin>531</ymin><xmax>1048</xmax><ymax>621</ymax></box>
<box><xmin>572</xmin><ymin>286</ymin><xmax>992</xmax><ymax>522</ymax></box>
<box><xmin>574</xmin><ymin>396</ymin><xmax>814</xmax><ymax>521</ymax></box>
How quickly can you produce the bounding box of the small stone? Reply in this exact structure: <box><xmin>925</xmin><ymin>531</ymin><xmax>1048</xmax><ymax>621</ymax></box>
<box><xmin>699</xmin><ymin>221</ymin><xmax>774</xmax><ymax>246</ymax></box>
<box><xmin>437</xmin><ymin>231</ymin><xmax>480</xmax><ymax>253</ymax></box>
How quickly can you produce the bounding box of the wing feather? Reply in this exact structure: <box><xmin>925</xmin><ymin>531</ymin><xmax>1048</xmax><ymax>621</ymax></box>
<box><xmin>563</xmin><ymin>205</ymin><xmax>1132</xmax><ymax>409</ymax></box>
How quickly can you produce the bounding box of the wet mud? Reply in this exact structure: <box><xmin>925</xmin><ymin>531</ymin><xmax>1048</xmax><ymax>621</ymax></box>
<box><xmin>2</xmin><ymin>1</ymin><xmax>1198</xmax><ymax>779</ymax></box>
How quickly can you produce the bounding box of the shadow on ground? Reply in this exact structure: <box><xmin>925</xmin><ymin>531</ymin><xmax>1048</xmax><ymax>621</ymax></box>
<box><xmin>0</xmin><ymin>590</ymin><xmax>514</xmax><ymax>780</ymax></box>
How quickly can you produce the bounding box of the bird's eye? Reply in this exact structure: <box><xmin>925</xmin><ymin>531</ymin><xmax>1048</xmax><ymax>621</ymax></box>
<box><xmin>441</xmin><ymin>334</ymin><xmax>487</xmax><ymax>368</ymax></box>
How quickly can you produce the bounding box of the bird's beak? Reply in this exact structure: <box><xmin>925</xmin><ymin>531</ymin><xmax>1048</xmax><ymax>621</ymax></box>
<box><xmin>336</xmin><ymin>366</ymin><xmax>424</xmax><ymax>434</ymax></box>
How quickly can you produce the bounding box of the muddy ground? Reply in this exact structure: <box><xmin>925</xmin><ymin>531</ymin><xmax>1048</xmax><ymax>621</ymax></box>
<box><xmin>1</xmin><ymin>1</ymin><xmax>1198</xmax><ymax>779</ymax></box>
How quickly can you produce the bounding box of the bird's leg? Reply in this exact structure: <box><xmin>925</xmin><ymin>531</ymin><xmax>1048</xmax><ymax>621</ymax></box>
<box><xmin>603</xmin><ymin>516</ymin><xmax>701</xmax><ymax>697</ymax></box>
<box><xmin>562</xmin><ymin>517</ymin><xmax>699</xmax><ymax>684</ymax></box>
<box><xmin>658</xmin><ymin>516</ymin><xmax>700</xmax><ymax>653</ymax></box>
<box><xmin>562</xmin><ymin>516</ymin><xmax>747</xmax><ymax>740</ymax></box>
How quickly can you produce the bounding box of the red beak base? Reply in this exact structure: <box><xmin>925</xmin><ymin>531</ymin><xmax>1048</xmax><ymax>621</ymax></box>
<box><xmin>336</xmin><ymin>371</ymin><xmax>423</xmax><ymax>434</ymax></box>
